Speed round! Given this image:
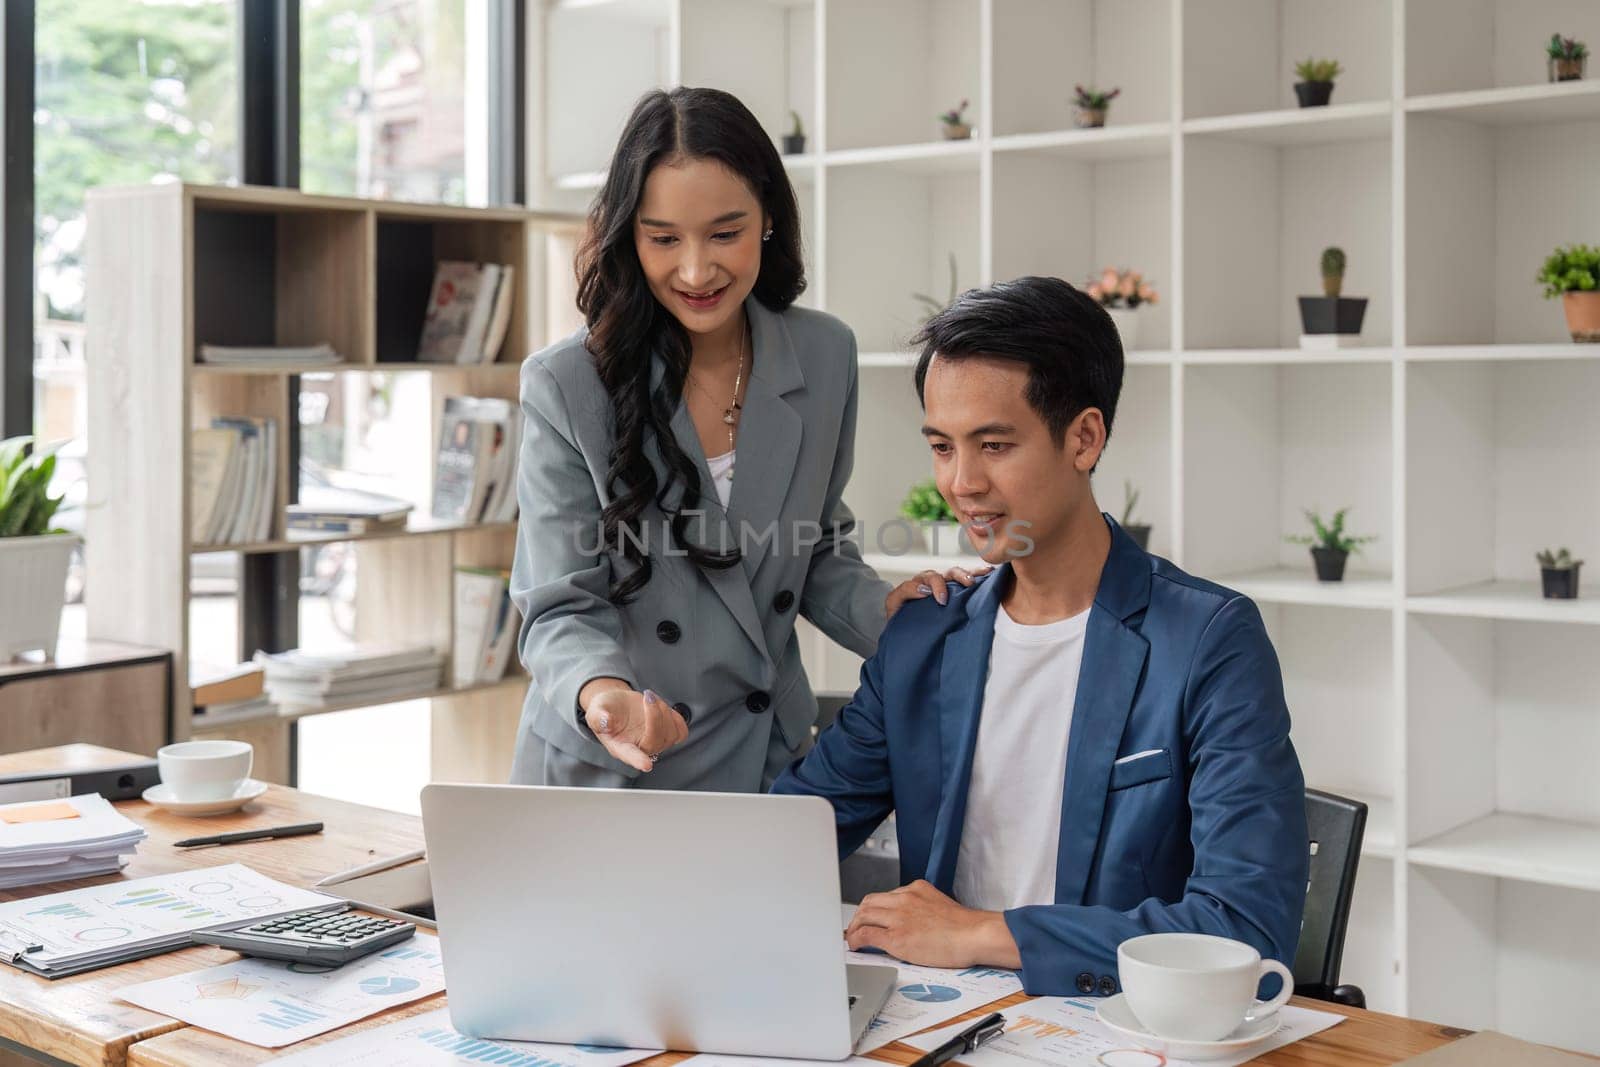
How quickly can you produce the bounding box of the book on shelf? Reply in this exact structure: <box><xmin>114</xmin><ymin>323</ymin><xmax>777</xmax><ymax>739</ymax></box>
<box><xmin>286</xmin><ymin>486</ymin><xmax>414</xmax><ymax>537</ymax></box>
<box><xmin>255</xmin><ymin>644</ymin><xmax>446</xmax><ymax>709</ymax></box>
<box><xmin>198</xmin><ymin>342</ymin><xmax>341</xmax><ymax>366</ymax></box>
<box><xmin>189</xmin><ymin>660</ymin><xmax>265</xmax><ymax>708</ymax></box>
<box><xmin>190</xmin><ymin>417</ymin><xmax>277</xmax><ymax>547</ymax></box>
<box><xmin>431</xmin><ymin>396</ymin><xmax>519</xmax><ymax>524</ymax></box>
<box><xmin>452</xmin><ymin>567</ymin><xmax>520</xmax><ymax>687</ymax></box>
<box><xmin>416</xmin><ymin>261</ymin><xmax>516</xmax><ymax>364</ymax></box>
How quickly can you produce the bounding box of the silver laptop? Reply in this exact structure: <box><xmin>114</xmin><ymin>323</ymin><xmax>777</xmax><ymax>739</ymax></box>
<box><xmin>420</xmin><ymin>783</ymin><xmax>896</xmax><ymax>1059</ymax></box>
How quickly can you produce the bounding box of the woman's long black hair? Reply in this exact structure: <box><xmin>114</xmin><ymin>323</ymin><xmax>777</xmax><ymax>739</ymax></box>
<box><xmin>575</xmin><ymin>87</ymin><xmax>807</xmax><ymax>604</ymax></box>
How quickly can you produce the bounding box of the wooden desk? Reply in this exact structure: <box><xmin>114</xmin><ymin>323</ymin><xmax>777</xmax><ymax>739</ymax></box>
<box><xmin>1</xmin><ymin>747</ymin><xmax>1470</xmax><ymax>1067</ymax></box>
<box><xmin>0</xmin><ymin>746</ymin><xmax>421</xmax><ymax>1067</ymax></box>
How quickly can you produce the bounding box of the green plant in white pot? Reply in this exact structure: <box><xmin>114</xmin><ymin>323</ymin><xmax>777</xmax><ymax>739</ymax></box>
<box><xmin>900</xmin><ymin>478</ymin><xmax>969</xmax><ymax>558</ymax></box>
<box><xmin>0</xmin><ymin>436</ymin><xmax>77</xmax><ymax>660</ymax></box>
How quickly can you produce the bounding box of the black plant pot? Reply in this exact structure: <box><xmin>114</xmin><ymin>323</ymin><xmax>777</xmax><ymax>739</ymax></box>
<box><xmin>1124</xmin><ymin>524</ymin><xmax>1151</xmax><ymax>551</ymax></box>
<box><xmin>1311</xmin><ymin>547</ymin><xmax>1348</xmax><ymax>582</ymax></box>
<box><xmin>1541</xmin><ymin>565</ymin><xmax>1581</xmax><ymax>599</ymax></box>
<box><xmin>782</xmin><ymin>134</ymin><xmax>807</xmax><ymax>155</ymax></box>
<box><xmin>1295</xmin><ymin>81</ymin><xmax>1335</xmax><ymax>107</ymax></box>
<box><xmin>1299</xmin><ymin>296</ymin><xmax>1368</xmax><ymax>335</ymax></box>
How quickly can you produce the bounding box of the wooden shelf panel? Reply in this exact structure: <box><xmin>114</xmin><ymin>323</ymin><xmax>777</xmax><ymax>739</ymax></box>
<box><xmin>194</xmin><ymin>520</ymin><xmax>517</xmax><ymax>556</ymax></box>
<box><xmin>993</xmin><ymin>123</ymin><xmax>1172</xmax><ymax>162</ymax></box>
<box><xmin>1406</xmin><ymin>581</ymin><xmax>1600</xmax><ymax>626</ymax></box>
<box><xmin>1405</xmin><ymin>80</ymin><xmax>1600</xmax><ymax>126</ymax></box>
<box><xmin>1181</xmin><ymin>102</ymin><xmax>1392</xmax><ymax>146</ymax></box>
<box><xmin>1408</xmin><ymin>812</ymin><xmax>1600</xmax><ymax>892</ymax></box>
<box><xmin>1214</xmin><ymin>568</ymin><xmax>1395</xmax><ymax>610</ymax></box>
<box><xmin>194</xmin><ymin>673</ymin><xmax>528</xmax><ymax>726</ymax></box>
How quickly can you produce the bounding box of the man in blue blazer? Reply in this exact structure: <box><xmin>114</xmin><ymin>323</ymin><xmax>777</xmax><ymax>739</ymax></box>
<box><xmin>773</xmin><ymin>276</ymin><xmax>1307</xmax><ymax>997</ymax></box>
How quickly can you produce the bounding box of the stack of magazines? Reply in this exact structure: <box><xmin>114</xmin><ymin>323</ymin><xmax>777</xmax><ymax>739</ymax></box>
<box><xmin>255</xmin><ymin>645</ymin><xmax>446</xmax><ymax>710</ymax></box>
<box><xmin>0</xmin><ymin>794</ymin><xmax>146</xmax><ymax>890</ymax></box>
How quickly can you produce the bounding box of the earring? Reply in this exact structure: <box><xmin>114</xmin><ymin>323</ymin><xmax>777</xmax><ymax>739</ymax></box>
<box><xmin>762</xmin><ymin>229</ymin><xmax>773</xmax><ymax>242</ymax></box>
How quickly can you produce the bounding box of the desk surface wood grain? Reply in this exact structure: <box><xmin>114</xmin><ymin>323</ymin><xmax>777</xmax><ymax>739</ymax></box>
<box><xmin>1</xmin><ymin>747</ymin><xmax>1470</xmax><ymax>1067</ymax></box>
<box><xmin>0</xmin><ymin>746</ymin><xmax>422</xmax><ymax>1067</ymax></box>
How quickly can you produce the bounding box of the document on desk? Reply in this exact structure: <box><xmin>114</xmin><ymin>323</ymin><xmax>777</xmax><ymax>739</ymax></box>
<box><xmin>845</xmin><ymin>949</ymin><xmax>1023</xmax><ymax>1053</ymax></box>
<box><xmin>0</xmin><ymin>863</ymin><xmax>339</xmax><ymax>977</ymax></box>
<box><xmin>902</xmin><ymin>996</ymin><xmax>1343</xmax><ymax>1067</ymax></box>
<box><xmin>116</xmin><ymin>932</ymin><xmax>447</xmax><ymax>1047</ymax></box>
<box><xmin>266</xmin><ymin>1008</ymin><xmax>661</xmax><ymax>1065</ymax></box>
<box><xmin>679</xmin><ymin>1055</ymin><xmax>884</xmax><ymax>1067</ymax></box>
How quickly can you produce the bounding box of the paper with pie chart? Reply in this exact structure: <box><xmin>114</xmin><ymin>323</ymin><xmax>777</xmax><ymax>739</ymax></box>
<box><xmin>267</xmin><ymin>1008</ymin><xmax>662</xmax><ymax>1066</ymax></box>
<box><xmin>0</xmin><ymin>863</ymin><xmax>338</xmax><ymax>976</ymax></box>
<box><xmin>845</xmin><ymin>950</ymin><xmax>1022</xmax><ymax>1053</ymax></box>
<box><xmin>115</xmin><ymin>931</ymin><xmax>447</xmax><ymax>1047</ymax></box>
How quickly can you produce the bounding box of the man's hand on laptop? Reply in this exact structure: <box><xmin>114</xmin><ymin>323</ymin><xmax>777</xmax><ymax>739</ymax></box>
<box><xmin>844</xmin><ymin>879</ymin><xmax>1022</xmax><ymax>970</ymax></box>
<box><xmin>581</xmin><ymin>684</ymin><xmax>689</xmax><ymax>773</ymax></box>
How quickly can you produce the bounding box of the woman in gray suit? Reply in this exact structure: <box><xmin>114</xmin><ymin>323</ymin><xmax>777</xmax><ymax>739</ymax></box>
<box><xmin>509</xmin><ymin>87</ymin><xmax>982</xmax><ymax>792</ymax></box>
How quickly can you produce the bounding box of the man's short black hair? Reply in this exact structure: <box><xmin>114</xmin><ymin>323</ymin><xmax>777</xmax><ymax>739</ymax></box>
<box><xmin>911</xmin><ymin>275</ymin><xmax>1124</xmax><ymax>446</ymax></box>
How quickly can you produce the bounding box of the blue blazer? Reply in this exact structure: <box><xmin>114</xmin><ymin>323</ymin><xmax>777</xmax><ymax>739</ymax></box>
<box><xmin>773</xmin><ymin>517</ymin><xmax>1308</xmax><ymax>997</ymax></box>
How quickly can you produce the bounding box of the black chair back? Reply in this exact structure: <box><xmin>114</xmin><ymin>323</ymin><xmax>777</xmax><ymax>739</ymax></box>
<box><xmin>1294</xmin><ymin>788</ymin><xmax>1368</xmax><ymax>1007</ymax></box>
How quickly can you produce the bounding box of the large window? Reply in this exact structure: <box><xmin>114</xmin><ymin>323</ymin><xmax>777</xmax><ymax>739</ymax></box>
<box><xmin>33</xmin><ymin>0</ymin><xmax>239</xmax><ymax>524</ymax></box>
<box><xmin>300</xmin><ymin>0</ymin><xmax>475</xmax><ymax>205</ymax></box>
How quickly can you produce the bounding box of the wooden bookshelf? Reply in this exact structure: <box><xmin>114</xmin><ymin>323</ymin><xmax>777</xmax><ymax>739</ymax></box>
<box><xmin>84</xmin><ymin>182</ymin><xmax>581</xmax><ymax>783</ymax></box>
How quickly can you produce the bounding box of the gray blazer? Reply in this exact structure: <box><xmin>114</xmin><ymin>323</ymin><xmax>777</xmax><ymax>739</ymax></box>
<box><xmin>507</xmin><ymin>298</ymin><xmax>894</xmax><ymax>792</ymax></box>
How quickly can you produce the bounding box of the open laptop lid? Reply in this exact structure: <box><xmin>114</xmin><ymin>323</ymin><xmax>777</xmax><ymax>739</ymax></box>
<box><xmin>421</xmin><ymin>783</ymin><xmax>856</xmax><ymax>1059</ymax></box>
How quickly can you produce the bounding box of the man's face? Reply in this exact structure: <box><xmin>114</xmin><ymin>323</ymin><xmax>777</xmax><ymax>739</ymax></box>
<box><xmin>920</xmin><ymin>355</ymin><xmax>1103</xmax><ymax>565</ymax></box>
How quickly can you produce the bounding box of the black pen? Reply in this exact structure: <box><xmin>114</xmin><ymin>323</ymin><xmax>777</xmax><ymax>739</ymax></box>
<box><xmin>908</xmin><ymin>1012</ymin><xmax>1006</xmax><ymax>1067</ymax></box>
<box><xmin>174</xmin><ymin>822</ymin><xmax>324</xmax><ymax>848</ymax></box>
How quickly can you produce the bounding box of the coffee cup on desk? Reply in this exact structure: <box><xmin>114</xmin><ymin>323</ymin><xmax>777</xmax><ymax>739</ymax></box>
<box><xmin>156</xmin><ymin>740</ymin><xmax>253</xmax><ymax>802</ymax></box>
<box><xmin>1117</xmin><ymin>933</ymin><xmax>1295</xmax><ymax>1042</ymax></box>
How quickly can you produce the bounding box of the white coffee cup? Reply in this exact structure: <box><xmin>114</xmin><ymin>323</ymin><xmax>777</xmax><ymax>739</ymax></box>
<box><xmin>1117</xmin><ymin>933</ymin><xmax>1295</xmax><ymax>1042</ymax></box>
<box><xmin>157</xmin><ymin>740</ymin><xmax>253</xmax><ymax>802</ymax></box>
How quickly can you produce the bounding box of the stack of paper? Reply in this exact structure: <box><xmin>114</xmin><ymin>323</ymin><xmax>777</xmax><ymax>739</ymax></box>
<box><xmin>255</xmin><ymin>645</ymin><xmax>447</xmax><ymax>709</ymax></box>
<box><xmin>199</xmin><ymin>342</ymin><xmax>342</xmax><ymax>367</ymax></box>
<box><xmin>0</xmin><ymin>794</ymin><xmax>146</xmax><ymax>890</ymax></box>
<box><xmin>286</xmin><ymin>486</ymin><xmax>414</xmax><ymax>537</ymax></box>
<box><xmin>0</xmin><ymin>863</ymin><xmax>339</xmax><ymax>978</ymax></box>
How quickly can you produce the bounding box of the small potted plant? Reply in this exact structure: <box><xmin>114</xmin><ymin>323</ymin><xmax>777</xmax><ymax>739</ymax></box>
<box><xmin>1298</xmin><ymin>246</ymin><xmax>1368</xmax><ymax>341</ymax></box>
<box><xmin>901</xmin><ymin>479</ymin><xmax>969</xmax><ymax>558</ymax></box>
<box><xmin>1537</xmin><ymin>243</ymin><xmax>1600</xmax><ymax>342</ymax></box>
<box><xmin>1547</xmin><ymin>34</ymin><xmax>1589</xmax><ymax>82</ymax></box>
<box><xmin>1120</xmin><ymin>480</ymin><xmax>1150</xmax><ymax>551</ymax></box>
<box><xmin>1074</xmin><ymin>84</ymin><xmax>1121</xmax><ymax>128</ymax></box>
<box><xmin>1294</xmin><ymin>58</ymin><xmax>1343</xmax><ymax>107</ymax></box>
<box><xmin>0</xmin><ymin>436</ymin><xmax>77</xmax><ymax>661</ymax></box>
<box><xmin>939</xmin><ymin>99</ymin><xmax>972</xmax><ymax>141</ymax></box>
<box><xmin>1536</xmin><ymin>547</ymin><xmax>1582</xmax><ymax>599</ymax></box>
<box><xmin>913</xmin><ymin>253</ymin><xmax>959</xmax><ymax>321</ymax></box>
<box><xmin>1085</xmin><ymin>267</ymin><xmax>1158</xmax><ymax>351</ymax></box>
<box><xmin>783</xmin><ymin>110</ymin><xmax>807</xmax><ymax>155</ymax></box>
<box><xmin>1285</xmin><ymin>507</ymin><xmax>1374</xmax><ymax>583</ymax></box>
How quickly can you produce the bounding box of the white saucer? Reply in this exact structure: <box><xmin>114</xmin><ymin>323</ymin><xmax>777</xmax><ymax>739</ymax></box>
<box><xmin>142</xmin><ymin>779</ymin><xmax>269</xmax><ymax>816</ymax></box>
<box><xmin>1095</xmin><ymin>993</ymin><xmax>1281</xmax><ymax>1062</ymax></box>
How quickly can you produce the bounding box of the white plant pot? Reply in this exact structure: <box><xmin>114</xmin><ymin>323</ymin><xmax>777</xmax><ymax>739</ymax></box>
<box><xmin>1107</xmin><ymin>307</ymin><xmax>1141</xmax><ymax>352</ymax></box>
<box><xmin>0</xmin><ymin>533</ymin><xmax>78</xmax><ymax>661</ymax></box>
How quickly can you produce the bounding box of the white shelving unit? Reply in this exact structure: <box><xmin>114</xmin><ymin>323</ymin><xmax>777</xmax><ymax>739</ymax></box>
<box><xmin>534</xmin><ymin>0</ymin><xmax>1600</xmax><ymax>1050</ymax></box>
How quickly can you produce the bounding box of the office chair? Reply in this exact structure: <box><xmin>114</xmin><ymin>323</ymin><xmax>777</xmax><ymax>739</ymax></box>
<box><xmin>1293</xmin><ymin>788</ymin><xmax>1369</xmax><ymax>1008</ymax></box>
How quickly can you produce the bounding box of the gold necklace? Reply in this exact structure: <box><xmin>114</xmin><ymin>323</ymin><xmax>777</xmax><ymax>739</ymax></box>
<box><xmin>686</xmin><ymin>323</ymin><xmax>747</xmax><ymax>456</ymax></box>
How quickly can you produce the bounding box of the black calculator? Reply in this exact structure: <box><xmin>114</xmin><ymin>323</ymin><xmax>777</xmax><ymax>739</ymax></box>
<box><xmin>191</xmin><ymin>904</ymin><xmax>416</xmax><ymax>965</ymax></box>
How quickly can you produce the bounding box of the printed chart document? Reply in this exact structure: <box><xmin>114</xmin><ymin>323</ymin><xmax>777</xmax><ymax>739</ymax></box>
<box><xmin>846</xmin><ymin>950</ymin><xmax>1023</xmax><ymax>1053</ymax></box>
<box><xmin>903</xmin><ymin>996</ymin><xmax>1344</xmax><ymax>1067</ymax></box>
<box><xmin>117</xmin><ymin>933</ymin><xmax>449</xmax><ymax>1047</ymax></box>
<box><xmin>679</xmin><ymin>1056</ymin><xmax>884</xmax><ymax>1067</ymax></box>
<box><xmin>267</xmin><ymin>1008</ymin><xmax>661</xmax><ymax>1066</ymax></box>
<box><xmin>0</xmin><ymin>864</ymin><xmax>339</xmax><ymax>977</ymax></box>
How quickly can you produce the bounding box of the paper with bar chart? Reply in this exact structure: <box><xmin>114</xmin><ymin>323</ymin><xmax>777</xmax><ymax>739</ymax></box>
<box><xmin>0</xmin><ymin>864</ymin><xmax>338</xmax><ymax>977</ymax></box>
<box><xmin>901</xmin><ymin>997</ymin><xmax>1344</xmax><ymax>1067</ymax></box>
<box><xmin>115</xmin><ymin>932</ymin><xmax>447</xmax><ymax>1047</ymax></box>
<box><xmin>844</xmin><ymin>950</ymin><xmax>1022</xmax><ymax>1053</ymax></box>
<box><xmin>265</xmin><ymin>1008</ymin><xmax>661</xmax><ymax>1066</ymax></box>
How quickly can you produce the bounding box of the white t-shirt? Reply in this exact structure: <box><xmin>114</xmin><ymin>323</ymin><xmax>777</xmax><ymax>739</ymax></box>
<box><xmin>952</xmin><ymin>602</ymin><xmax>1090</xmax><ymax>912</ymax></box>
<box><xmin>706</xmin><ymin>449</ymin><xmax>735</xmax><ymax>509</ymax></box>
